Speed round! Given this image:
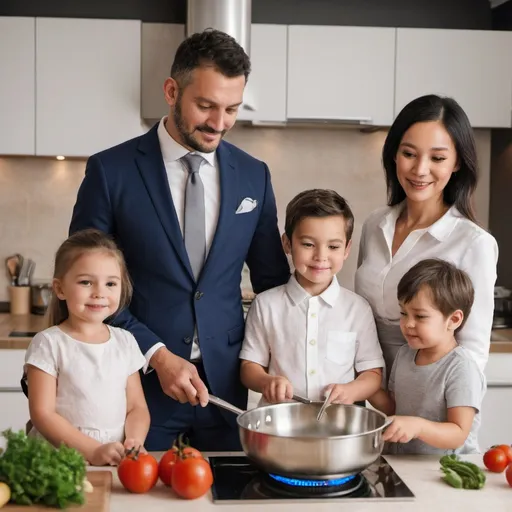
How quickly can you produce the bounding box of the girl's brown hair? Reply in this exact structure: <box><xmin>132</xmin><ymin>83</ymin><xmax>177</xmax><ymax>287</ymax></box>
<box><xmin>47</xmin><ymin>229</ymin><xmax>133</xmax><ymax>326</ymax></box>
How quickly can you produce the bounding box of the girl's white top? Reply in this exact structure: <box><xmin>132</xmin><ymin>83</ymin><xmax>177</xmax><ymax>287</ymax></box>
<box><xmin>25</xmin><ymin>325</ymin><xmax>146</xmax><ymax>444</ymax></box>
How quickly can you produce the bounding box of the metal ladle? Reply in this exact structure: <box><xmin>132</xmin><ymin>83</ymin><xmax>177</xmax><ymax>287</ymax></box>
<box><xmin>316</xmin><ymin>388</ymin><xmax>334</xmax><ymax>422</ymax></box>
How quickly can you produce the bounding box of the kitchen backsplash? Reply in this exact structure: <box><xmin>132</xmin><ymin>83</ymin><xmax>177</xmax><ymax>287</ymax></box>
<box><xmin>0</xmin><ymin>126</ymin><xmax>491</xmax><ymax>302</ymax></box>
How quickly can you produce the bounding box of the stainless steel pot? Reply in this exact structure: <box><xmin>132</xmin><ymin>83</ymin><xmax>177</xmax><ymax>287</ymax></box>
<box><xmin>209</xmin><ymin>395</ymin><xmax>392</xmax><ymax>479</ymax></box>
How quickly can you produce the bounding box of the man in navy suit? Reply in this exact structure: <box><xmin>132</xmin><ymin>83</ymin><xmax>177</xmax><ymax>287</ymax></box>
<box><xmin>69</xmin><ymin>29</ymin><xmax>290</xmax><ymax>451</ymax></box>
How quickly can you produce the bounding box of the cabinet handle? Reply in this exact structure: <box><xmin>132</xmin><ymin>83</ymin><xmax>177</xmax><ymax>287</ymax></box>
<box><xmin>0</xmin><ymin>387</ymin><xmax>23</xmax><ymax>392</ymax></box>
<box><xmin>287</xmin><ymin>116</ymin><xmax>373</xmax><ymax>125</ymax></box>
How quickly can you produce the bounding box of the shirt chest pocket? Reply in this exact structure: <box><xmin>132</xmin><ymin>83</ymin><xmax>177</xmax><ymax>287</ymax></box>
<box><xmin>326</xmin><ymin>331</ymin><xmax>356</xmax><ymax>366</ymax></box>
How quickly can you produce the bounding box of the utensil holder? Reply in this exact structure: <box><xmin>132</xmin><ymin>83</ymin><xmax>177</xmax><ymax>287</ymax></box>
<box><xmin>9</xmin><ymin>286</ymin><xmax>31</xmax><ymax>315</ymax></box>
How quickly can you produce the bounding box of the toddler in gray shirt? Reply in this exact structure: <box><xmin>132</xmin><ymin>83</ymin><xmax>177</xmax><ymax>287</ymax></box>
<box><xmin>370</xmin><ymin>259</ymin><xmax>485</xmax><ymax>455</ymax></box>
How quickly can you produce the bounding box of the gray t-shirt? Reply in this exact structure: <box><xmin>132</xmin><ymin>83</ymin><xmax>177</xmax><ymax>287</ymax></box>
<box><xmin>386</xmin><ymin>345</ymin><xmax>484</xmax><ymax>455</ymax></box>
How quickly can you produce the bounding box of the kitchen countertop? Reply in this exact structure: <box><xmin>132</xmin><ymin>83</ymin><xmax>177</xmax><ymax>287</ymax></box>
<box><xmin>1</xmin><ymin>314</ymin><xmax>511</xmax><ymax>352</ymax></box>
<box><xmin>91</xmin><ymin>452</ymin><xmax>511</xmax><ymax>512</ymax></box>
<box><xmin>0</xmin><ymin>313</ymin><xmax>47</xmax><ymax>348</ymax></box>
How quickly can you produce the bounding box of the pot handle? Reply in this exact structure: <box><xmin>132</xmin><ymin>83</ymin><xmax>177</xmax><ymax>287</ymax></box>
<box><xmin>208</xmin><ymin>394</ymin><xmax>246</xmax><ymax>416</ymax></box>
<box><xmin>292</xmin><ymin>393</ymin><xmax>313</xmax><ymax>404</ymax></box>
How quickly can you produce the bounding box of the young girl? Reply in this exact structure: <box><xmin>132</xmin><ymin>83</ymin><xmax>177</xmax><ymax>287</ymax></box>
<box><xmin>371</xmin><ymin>259</ymin><xmax>484</xmax><ymax>454</ymax></box>
<box><xmin>24</xmin><ymin>229</ymin><xmax>150</xmax><ymax>466</ymax></box>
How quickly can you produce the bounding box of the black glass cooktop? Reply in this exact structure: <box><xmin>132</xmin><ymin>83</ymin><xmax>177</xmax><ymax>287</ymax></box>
<box><xmin>209</xmin><ymin>456</ymin><xmax>415</xmax><ymax>503</ymax></box>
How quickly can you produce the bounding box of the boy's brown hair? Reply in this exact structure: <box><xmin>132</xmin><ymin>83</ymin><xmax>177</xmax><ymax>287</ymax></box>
<box><xmin>397</xmin><ymin>259</ymin><xmax>474</xmax><ymax>333</ymax></box>
<box><xmin>284</xmin><ymin>189</ymin><xmax>354</xmax><ymax>243</ymax></box>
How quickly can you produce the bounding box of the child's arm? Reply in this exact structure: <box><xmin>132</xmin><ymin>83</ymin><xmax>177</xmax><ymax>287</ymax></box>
<box><xmin>27</xmin><ymin>365</ymin><xmax>124</xmax><ymax>465</ymax></box>
<box><xmin>325</xmin><ymin>368</ymin><xmax>382</xmax><ymax>405</ymax></box>
<box><xmin>240</xmin><ymin>360</ymin><xmax>293</xmax><ymax>403</ymax></box>
<box><xmin>123</xmin><ymin>371</ymin><xmax>151</xmax><ymax>451</ymax></box>
<box><xmin>368</xmin><ymin>388</ymin><xmax>396</xmax><ymax>416</ymax></box>
<box><xmin>383</xmin><ymin>407</ymin><xmax>476</xmax><ymax>449</ymax></box>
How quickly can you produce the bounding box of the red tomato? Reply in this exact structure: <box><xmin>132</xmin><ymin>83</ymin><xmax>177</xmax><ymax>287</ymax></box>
<box><xmin>483</xmin><ymin>448</ymin><xmax>509</xmax><ymax>473</ymax></box>
<box><xmin>506</xmin><ymin>464</ymin><xmax>512</xmax><ymax>487</ymax></box>
<box><xmin>158</xmin><ymin>446</ymin><xmax>202</xmax><ymax>486</ymax></box>
<box><xmin>118</xmin><ymin>450</ymin><xmax>159</xmax><ymax>494</ymax></box>
<box><xmin>171</xmin><ymin>457</ymin><xmax>213</xmax><ymax>499</ymax></box>
<box><xmin>493</xmin><ymin>444</ymin><xmax>512</xmax><ymax>465</ymax></box>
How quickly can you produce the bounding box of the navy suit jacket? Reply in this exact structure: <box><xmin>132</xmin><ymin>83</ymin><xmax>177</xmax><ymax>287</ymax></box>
<box><xmin>69</xmin><ymin>124</ymin><xmax>290</xmax><ymax>424</ymax></box>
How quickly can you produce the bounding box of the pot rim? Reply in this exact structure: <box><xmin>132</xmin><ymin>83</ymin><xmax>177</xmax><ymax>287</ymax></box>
<box><xmin>236</xmin><ymin>402</ymin><xmax>390</xmax><ymax>440</ymax></box>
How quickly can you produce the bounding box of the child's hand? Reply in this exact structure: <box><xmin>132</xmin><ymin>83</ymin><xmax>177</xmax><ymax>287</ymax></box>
<box><xmin>123</xmin><ymin>438</ymin><xmax>147</xmax><ymax>453</ymax></box>
<box><xmin>323</xmin><ymin>383</ymin><xmax>356</xmax><ymax>404</ymax></box>
<box><xmin>262</xmin><ymin>376</ymin><xmax>293</xmax><ymax>404</ymax></box>
<box><xmin>89</xmin><ymin>442</ymin><xmax>125</xmax><ymax>466</ymax></box>
<box><xmin>382</xmin><ymin>416</ymin><xmax>423</xmax><ymax>443</ymax></box>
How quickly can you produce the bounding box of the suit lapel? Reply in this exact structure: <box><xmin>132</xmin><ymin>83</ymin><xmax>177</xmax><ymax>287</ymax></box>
<box><xmin>135</xmin><ymin>124</ymin><xmax>194</xmax><ymax>280</ymax></box>
<box><xmin>201</xmin><ymin>141</ymin><xmax>239</xmax><ymax>279</ymax></box>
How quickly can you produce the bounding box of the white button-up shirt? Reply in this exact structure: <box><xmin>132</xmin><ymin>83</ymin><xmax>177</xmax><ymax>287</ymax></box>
<box><xmin>354</xmin><ymin>204</ymin><xmax>498</xmax><ymax>374</ymax></box>
<box><xmin>239</xmin><ymin>275</ymin><xmax>384</xmax><ymax>401</ymax></box>
<box><xmin>144</xmin><ymin>117</ymin><xmax>221</xmax><ymax>368</ymax></box>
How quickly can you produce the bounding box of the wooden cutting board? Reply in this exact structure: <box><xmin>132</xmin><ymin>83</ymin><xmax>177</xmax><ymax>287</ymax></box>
<box><xmin>3</xmin><ymin>470</ymin><xmax>112</xmax><ymax>512</ymax></box>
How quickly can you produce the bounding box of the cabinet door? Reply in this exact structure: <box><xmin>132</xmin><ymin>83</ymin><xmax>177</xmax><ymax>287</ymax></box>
<box><xmin>479</xmin><ymin>386</ymin><xmax>512</xmax><ymax>450</ymax></box>
<box><xmin>0</xmin><ymin>391</ymin><xmax>29</xmax><ymax>433</ymax></box>
<box><xmin>237</xmin><ymin>25</ymin><xmax>287</xmax><ymax>123</ymax></box>
<box><xmin>395</xmin><ymin>28</ymin><xmax>512</xmax><ymax>128</ymax></box>
<box><xmin>141</xmin><ymin>23</ymin><xmax>185</xmax><ymax>122</ymax></box>
<box><xmin>36</xmin><ymin>18</ymin><xmax>144</xmax><ymax>157</ymax></box>
<box><xmin>0</xmin><ymin>17</ymin><xmax>35</xmax><ymax>155</ymax></box>
<box><xmin>287</xmin><ymin>26</ymin><xmax>396</xmax><ymax>126</ymax></box>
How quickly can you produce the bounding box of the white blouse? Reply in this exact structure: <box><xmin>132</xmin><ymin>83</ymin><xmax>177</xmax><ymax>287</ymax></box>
<box><xmin>355</xmin><ymin>204</ymin><xmax>498</xmax><ymax>374</ymax></box>
<box><xmin>25</xmin><ymin>325</ymin><xmax>146</xmax><ymax>444</ymax></box>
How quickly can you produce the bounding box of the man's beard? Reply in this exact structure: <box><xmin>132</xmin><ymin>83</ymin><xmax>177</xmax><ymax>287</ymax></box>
<box><xmin>173</xmin><ymin>95</ymin><xmax>227</xmax><ymax>153</ymax></box>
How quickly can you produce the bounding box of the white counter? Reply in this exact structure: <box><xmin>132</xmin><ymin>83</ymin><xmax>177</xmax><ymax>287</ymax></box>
<box><xmin>94</xmin><ymin>452</ymin><xmax>512</xmax><ymax>512</ymax></box>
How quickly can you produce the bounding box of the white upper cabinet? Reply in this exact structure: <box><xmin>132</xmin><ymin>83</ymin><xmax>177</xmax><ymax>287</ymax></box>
<box><xmin>0</xmin><ymin>17</ymin><xmax>35</xmax><ymax>155</ymax></box>
<box><xmin>237</xmin><ymin>24</ymin><xmax>287</xmax><ymax>123</ymax></box>
<box><xmin>395</xmin><ymin>28</ymin><xmax>512</xmax><ymax>128</ymax></box>
<box><xmin>286</xmin><ymin>26</ymin><xmax>396</xmax><ymax>126</ymax></box>
<box><xmin>141</xmin><ymin>23</ymin><xmax>185</xmax><ymax>122</ymax></box>
<box><xmin>36</xmin><ymin>18</ymin><xmax>144</xmax><ymax>157</ymax></box>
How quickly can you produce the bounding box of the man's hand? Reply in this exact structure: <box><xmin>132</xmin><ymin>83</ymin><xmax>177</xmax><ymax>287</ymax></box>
<box><xmin>262</xmin><ymin>376</ymin><xmax>293</xmax><ymax>404</ymax></box>
<box><xmin>382</xmin><ymin>416</ymin><xmax>423</xmax><ymax>443</ymax></box>
<box><xmin>150</xmin><ymin>348</ymin><xmax>209</xmax><ymax>407</ymax></box>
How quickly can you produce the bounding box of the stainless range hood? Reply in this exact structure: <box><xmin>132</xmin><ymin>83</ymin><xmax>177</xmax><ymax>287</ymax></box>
<box><xmin>187</xmin><ymin>0</ymin><xmax>256</xmax><ymax>112</ymax></box>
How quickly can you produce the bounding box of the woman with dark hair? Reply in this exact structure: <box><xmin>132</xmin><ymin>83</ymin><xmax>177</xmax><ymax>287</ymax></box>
<box><xmin>355</xmin><ymin>94</ymin><xmax>498</xmax><ymax>380</ymax></box>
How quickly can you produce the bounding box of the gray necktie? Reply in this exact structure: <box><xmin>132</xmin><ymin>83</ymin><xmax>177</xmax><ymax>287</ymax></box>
<box><xmin>181</xmin><ymin>153</ymin><xmax>206</xmax><ymax>281</ymax></box>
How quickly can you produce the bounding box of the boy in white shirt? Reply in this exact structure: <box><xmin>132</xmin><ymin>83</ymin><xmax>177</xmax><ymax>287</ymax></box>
<box><xmin>240</xmin><ymin>189</ymin><xmax>384</xmax><ymax>405</ymax></box>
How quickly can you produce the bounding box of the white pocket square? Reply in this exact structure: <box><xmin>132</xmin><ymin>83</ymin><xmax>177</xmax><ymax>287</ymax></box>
<box><xmin>236</xmin><ymin>197</ymin><xmax>258</xmax><ymax>214</ymax></box>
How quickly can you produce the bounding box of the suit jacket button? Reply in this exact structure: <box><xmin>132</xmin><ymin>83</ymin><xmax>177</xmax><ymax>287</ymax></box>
<box><xmin>195</xmin><ymin>291</ymin><xmax>203</xmax><ymax>300</ymax></box>
<box><xmin>183</xmin><ymin>337</ymin><xmax>192</xmax><ymax>344</ymax></box>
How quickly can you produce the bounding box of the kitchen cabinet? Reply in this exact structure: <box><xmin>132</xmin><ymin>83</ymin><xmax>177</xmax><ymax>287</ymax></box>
<box><xmin>479</xmin><ymin>353</ymin><xmax>512</xmax><ymax>450</ymax></box>
<box><xmin>395</xmin><ymin>28</ymin><xmax>512</xmax><ymax>128</ymax></box>
<box><xmin>0</xmin><ymin>350</ymin><xmax>28</xmax><ymax>433</ymax></box>
<box><xmin>286</xmin><ymin>26</ymin><xmax>396</xmax><ymax>126</ymax></box>
<box><xmin>237</xmin><ymin>24</ymin><xmax>287</xmax><ymax>123</ymax></box>
<box><xmin>0</xmin><ymin>391</ymin><xmax>29</xmax><ymax>433</ymax></box>
<box><xmin>0</xmin><ymin>17</ymin><xmax>35</xmax><ymax>155</ymax></box>
<box><xmin>479</xmin><ymin>386</ymin><xmax>512</xmax><ymax>450</ymax></box>
<box><xmin>36</xmin><ymin>18</ymin><xmax>144</xmax><ymax>157</ymax></box>
<box><xmin>141</xmin><ymin>23</ymin><xmax>287</xmax><ymax>123</ymax></box>
<box><xmin>141</xmin><ymin>23</ymin><xmax>185</xmax><ymax>123</ymax></box>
